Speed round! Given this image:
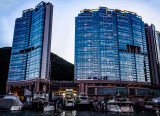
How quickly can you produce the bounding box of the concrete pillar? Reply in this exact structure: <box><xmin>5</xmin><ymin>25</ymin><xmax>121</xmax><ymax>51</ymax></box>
<box><xmin>6</xmin><ymin>85</ymin><xmax>9</xmax><ymax>94</ymax></box>
<box><xmin>135</xmin><ymin>88</ymin><xmax>138</xmax><ymax>96</ymax></box>
<box><xmin>35</xmin><ymin>83</ymin><xmax>40</xmax><ymax>93</ymax></box>
<box><xmin>43</xmin><ymin>84</ymin><xmax>47</xmax><ymax>92</ymax></box>
<box><xmin>127</xmin><ymin>87</ymin><xmax>130</xmax><ymax>95</ymax></box>
<box><xmin>85</xmin><ymin>85</ymin><xmax>88</xmax><ymax>95</ymax></box>
<box><xmin>29</xmin><ymin>84</ymin><xmax>32</xmax><ymax>90</ymax></box>
<box><xmin>79</xmin><ymin>82</ymin><xmax>85</xmax><ymax>94</ymax></box>
<box><xmin>95</xmin><ymin>88</ymin><xmax>97</xmax><ymax>95</ymax></box>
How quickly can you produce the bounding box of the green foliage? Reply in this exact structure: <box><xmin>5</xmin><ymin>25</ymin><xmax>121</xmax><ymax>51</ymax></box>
<box><xmin>50</xmin><ymin>53</ymin><xmax>74</xmax><ymax>81</ymax></box>
<box><xmin>0</xmin><ymin>47</ymin><xmax>11</xmax><ymax>94</ymax></box>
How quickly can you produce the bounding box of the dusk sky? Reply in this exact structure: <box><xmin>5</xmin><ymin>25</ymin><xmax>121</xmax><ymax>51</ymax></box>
<box><xmin>0</xmin><ymin>0</ymin><xmax>160</xmax><ymax>64</ymax></box>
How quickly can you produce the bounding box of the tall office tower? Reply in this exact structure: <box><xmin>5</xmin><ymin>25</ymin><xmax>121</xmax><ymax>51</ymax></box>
<box><xmin>145</xmin><ymin>24</ymin><xmax>160</xmax><ymax>86</ymax></box>
<box><xmin>6</xmin><ymin>2</ymin><xmax>53</xmax><ymax>94</ymax></box>
<box><xmin>75</xmin><ymin>7</ymin><xmax>150</xmax><ymax>83</ymax></box>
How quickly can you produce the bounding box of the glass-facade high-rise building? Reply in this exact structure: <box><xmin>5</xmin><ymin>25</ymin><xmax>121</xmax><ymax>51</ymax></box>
<box><xmin>75</xmin><ymin>7</ymin><xmax>150</xmax><ymax>83</ymax></box>
<box><xmin>145</xmin><ymin>24</ymin><xmax>160</xmax><ymax>86</ymax></box>
<box><xmin>7</xmin><ymin>2</ymin><xmax>53</xmax><ymax>82</ymax></box>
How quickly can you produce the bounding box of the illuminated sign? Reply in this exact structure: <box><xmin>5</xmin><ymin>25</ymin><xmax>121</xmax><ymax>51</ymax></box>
<box><xmin>66</xmin><ymin>89</ymin><xmax>73</xmax><ymax>91</ymax></box>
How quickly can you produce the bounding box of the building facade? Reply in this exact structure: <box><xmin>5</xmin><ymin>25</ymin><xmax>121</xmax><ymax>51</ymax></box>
<box><xmin>145</xmin><ymin>24</ymin><xmax>160</xmax><ymax>87</ymax></box>
<box><xmin>6</xmin><ymin>2</ymin><xmax>53</xmax><ymax>95</ymax></box>
<box><xmin>50</xmin><ymin>81</ymin><xmax>78</xmax><ymax>99</ymax></box>
<box><xmin>74</xmin><ymin>7</ymin><xmax>153</xmax><ymax>98</ymax></box>
<box><xmin>75</xmin><ymin>7</ymin><xmax>150</xmax><ymax>82</ymax></box>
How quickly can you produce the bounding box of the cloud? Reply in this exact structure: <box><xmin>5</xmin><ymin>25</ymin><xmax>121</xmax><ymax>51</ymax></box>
<box><xmin>0</xmin><ymin>17</ymin><xmax>14</xmax><ymax>47</ymax></box>
<box><xmin>0</xmin><ymin>0</ymin><xmax>19</xmax><ymax>12</ymax></box>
